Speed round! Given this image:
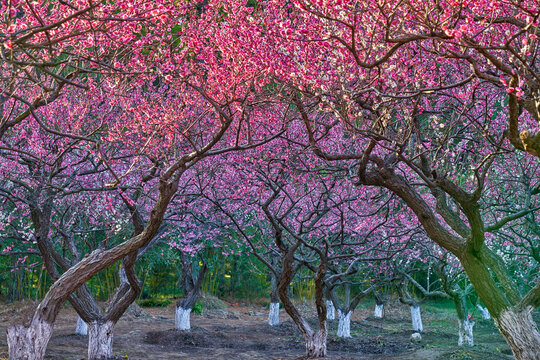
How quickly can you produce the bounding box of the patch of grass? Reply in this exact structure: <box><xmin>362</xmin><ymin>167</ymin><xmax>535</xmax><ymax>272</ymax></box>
<box><xmin>446</xmin><ymin>349</ymin><xmax>474</xmax><ymax>359</ymax></box>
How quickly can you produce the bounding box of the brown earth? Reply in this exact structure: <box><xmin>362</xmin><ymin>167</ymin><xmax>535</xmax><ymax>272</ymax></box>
<box><xmin>0</xmin><ymin>300</ymin><xmax>514</xmax><ymax>360</ymax></box>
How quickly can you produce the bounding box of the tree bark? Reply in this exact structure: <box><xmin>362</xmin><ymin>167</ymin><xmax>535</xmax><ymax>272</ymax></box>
<box><xmin>268</xmin><ymin>302</ymin><xmax>280</xmax><ymax>326</ymax></box>
<box><xmin>305</xmin><ymin>331</ymin><xmax>327</xmax><ymax>358</ymax></box>
<box><xmin>326</xmin><ymin>300</ymin><xmax>335</xmax><ymax>320</ymax></box>
<box><xmin>277</xmin><ymin>244</ymin><xmax>328</xmax><ymax>358</ymax></box>
<box><xmin>410</xmin><ymin>305</ymin><xmax>423</xmax><ymax>332</ymax></box>
<box><xmin>6</xmin><ymin>316</ymin><xmax>53</xmax><ymax>360</ymax></box>
<box><xmin>175</xmin><ymin>254</ymin><xmax>207</xmax><ymax>331</ymax></box>
<box><xmin>374</xmin><ymin>290</ymin><xmax>385</xmax><ymax>318</ymax></box>
<box><xmin>336</xmin><ymin>310</ymin><xmax>352</xmax><ymax>338</ymax></box>
<box><xmin>458</xmin><ymin>318</ymin><xmax>474</xmax><ymax>346</ymax></box>
<box><xmin>175</xmin><ymin>306</ymin><xmax>192</xmax><ymax>331</ymax></box>
<box><xmin>269</xmin><ymin>271</ymin><xmax>280</xmax><ymax>326</ymax></box>
<box><xmin>75</xmin><ymin>315</ymin><xmax>88</xmax><ymax>336</ymax></box>
<box><xmin>87</xmin><ymin>321</ymin><xmax>114</xmax><ymax>360</ymax></box>
<box><xmin>374</xmin><ymin>304</ymin><xmax>384</xmax><ymax>318</ymax></box>
<box><xmin>493</xmin><ymin>308</ymin><xmax>540</xmax><ymax>360</ymax></box>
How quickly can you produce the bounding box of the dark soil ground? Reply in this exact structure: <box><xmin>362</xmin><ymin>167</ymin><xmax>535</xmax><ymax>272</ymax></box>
<box><xmin>0</xmin><ymin>298</ymin><xmax>522</xmax><ymax>360</ymax></box>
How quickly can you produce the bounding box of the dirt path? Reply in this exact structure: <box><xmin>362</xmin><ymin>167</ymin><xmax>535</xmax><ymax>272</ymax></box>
<box><xmin>0</xmin><ymin>301</ymin><xmax>513</xmax><ymax>359</ymax></box>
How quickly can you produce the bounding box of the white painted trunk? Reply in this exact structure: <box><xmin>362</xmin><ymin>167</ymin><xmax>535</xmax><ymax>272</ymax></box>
<box><xmin>87</xmin><ymin>321</ymin><xmax>114</xmax><ymax>360</ymax></box>
<box><xmin>7</xmin><ymin>318</ymin><xmax>53</xmax><ymax>360</ymax></box>
<box><xmin>75</xmin><ymin>316</ymin><xmax>88</xmax><ymax>336</ymax></box>
<box><xmin>458</xmin><ymin>319</ymin><xmax>474</xmax><ymax>346</ymax></box>
<box><xmin>175</xmin><ymin>306</ymin><xmax>192</xmax><ymax>331</ymax></box>
<box><xmin>410</xmin><ymin>305</ymin><xmax>423</xmax><ymax>332</ymax></box>
<box><xmin>337</xmin><ymin>310</ymin><xmax>352</xmax><ymax>338</ymax></box>
<box><xmin>268</xmin><ymin>302</ymin><xmax>280</xmax><ymax>326</ymax></box>
<box><xmin>374</xmin><ymin>304</ymin><xmax>384</xmax><ymax>318</ymax></box>
<box><xmin>326</xmin><ymin>300</ymin><xmax>335</xmax><ymax>320</ymax></box>
<box><xmin>476</xmin><ymin>304</ymin><xmax>490</xmax><ymax>320</ymax></box>
<box><xmin>493</xmin><ymin>308</ymin><xmax>540</xmax><ymax>360</ymax></box>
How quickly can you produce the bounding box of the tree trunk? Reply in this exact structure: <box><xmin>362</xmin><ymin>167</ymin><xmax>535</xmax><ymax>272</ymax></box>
<box><xmin>269</xmin><ymin>271</ymin><xmax>280</xmax><ymax>326</ymax></box>
<box><xmin>458</xmin><ymin>318</ymin><xmax>474</xmax><ymax>346</ymax></box>
<box><xmin>305</xmin><ymin>331</ymin><xmax>327</xmax><ymax>358</ymax></box>
<box><xmin>326</xmin><ymin>300</ymin><xmax>335</xmax><ymax>320</ymax></box>
<box><xmin>175</xmin><ymin>306</ymin><xmax>192</xmax><ymax>331</ymax></box>
<box><xmin>374</xmin><ymin>304</ymin><xmax>383</xmax><ymax>318</ymax></box>
<box><xmin>7</xmin><ymin>317</ymin><xmax>53</xmax><ymax>360</ymax></box>
<box><xmin>476</xmin><ymin>304</ymin><xmax>490</xmax><ymax>320</ymax></box>
<box><xmin>493</xmin><ymin>308</ymin><xmax>540</xmax><ymax>360</ymax></box>
<box><xmin>268</xmin><ymin>302</ymin><xmax>280</xmax><ymax>326</ymax></box>
<box><xmin>410</xmin><ymin>305</ymin><xmax>423</xmax><ymax>332</ymax></box>
<box><xmin>75</xmin><ymin>315</ymin><xmax>88</xmax><ymax>336</ymax></box>
<box><xmin>87</xmin><ymin>321</ymin><xmax>114</xmax><ymax>360</ymax></box>
<box><xmin>336</xmin><ymin>310</ymin><xmax>352</xmax><ymax>338</ymax></box>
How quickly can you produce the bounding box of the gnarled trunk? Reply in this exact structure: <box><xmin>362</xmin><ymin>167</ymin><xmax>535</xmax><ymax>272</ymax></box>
<box><xmin>326</xmin><ymin>300</ymin><xmax>335</xmax><ymax>320</ymax></box>
<box><xmin>374</xmin><ymin>304</ymin><xmax>383</xmax><ymax>318</ymax></box>
<box><xmin>336</xmin><ymin>310</ymin><xmax>352</xmax><ymax>338</ymax></box>
<box><xmin>458</xmin><ymin>318</ymin><xmax>474</xmax><ymax>346</ymax></box>
<box><xmin>7</xmin><ymin>317</ymin><xmax>53</xmax><ymax>360</ymax></box>
<box><xmin>175</xmin><ymin>251</ymin><xmax>207</xmax><ymax>331</ymax></box>
<box><xmin>87</xmin><ymin>321</ymin><xmax>114</xmax><ymax>360</ymax></box>
<box><xmin>305</xmin><ymin>331</ymin><xmax>327</xmax><ymax>358</ymax></box>
<box><xmin>410</xmin><ymin>305</ymin><xmax>423</xmax><ymax>332</ymax></box>
<box><xmin>493</xmin><ymin>308</ymin><xmax>540</xmax><ymax>360</ymax></box>
<box><xmin>175</xmin><ymin>306</ymin><xmax>192</xmax><ymax>331</ymax></box>
<box><xmin>75</xmin><ymin>315</ymin><xmax>88</xmax><ymax>336</ymax></box>
<box><xmin>268</xmin><ymin>302</ymin><xmax>280</xmax><ymax>326</ymax></box>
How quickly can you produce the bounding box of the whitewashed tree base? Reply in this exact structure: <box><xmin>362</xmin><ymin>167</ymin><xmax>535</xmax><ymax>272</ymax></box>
<box><xmin>176</xmin><ymin>307</ymin><xmax>192</xmax><ymax>331</ymax></box>
<box><xmin>374</xmin><ymin>304</ymin><xmax>383</xmax><ymax>318</ymax></box>
<box><xmin>337</xmin><ymin>310</ymin><xmax>352</xmax><ymax>338</ymax></box>
<box><xmin>476</xmin><ymin>305</ymin><xmax>490</xmax><ymax>320</ymax></box>
<box><xmin>76</xmin><ymin>316</ymin><xmax>88</xmax><ymax>336</ymax></box>
<box><xmin>458</xmin><ymin>319</ymin><xmax>474</xmax><ymax>346</ymax></box>
<box><xmin>305</xmin><ymin>331</ymin><xmax>327</xmax><ymax>358</ymax></box>
<box><xmin>88</xmin><ymin>321</ymin><xmax>114</xmax><ymax>360</ymax></box>
<box><xmin>410</xmin><ymin>305</ymin><xmax>423</xmax><ymax>333</ymax></box>
<box><xmin>326</xmin><ymin>300</ymin><xmax>335</xmax><ymax>320</ymax></box>
<box><xmin>7</xmin><ymin>318</ymin><xmax>53</xmax><ymax>360</ymax></box>
<box><xmin>268</xmin><ymin>302</ymin><xmax>280</xmax><ymax>326</ymax></box>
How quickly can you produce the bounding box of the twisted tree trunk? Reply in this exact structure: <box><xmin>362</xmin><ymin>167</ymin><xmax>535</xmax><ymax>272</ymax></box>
<box><xmin>175</xmin><ymin>253</ymin><xmax>207</xmax><ymax>331</ymax></box>
<box><xmin>277</xmin><ymin>244</ymin><xmax>328</xmax><ymax>358</ymax></box>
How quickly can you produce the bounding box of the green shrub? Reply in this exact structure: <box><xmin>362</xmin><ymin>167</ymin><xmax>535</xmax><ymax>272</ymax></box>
<box><xmin>192</xmin><ymin>303</ymin><xmax>203</xmax><ymax>315</ymax></box>
<box><xmin>137</xmin><ymin>298</ymin><xmax>172</xmax><ymax>308</ymax></box>
<box><xmin>198</xmin><ymin>294</ymin><xmax>226</xmax><ymax>310</ymax></box>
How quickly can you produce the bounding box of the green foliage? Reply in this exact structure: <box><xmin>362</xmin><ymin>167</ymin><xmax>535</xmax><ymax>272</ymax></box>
<box><xmin>198</xmin><ymin>294</ymin><xmax>226</xmax><ymax>310</ymax></box>
<box><xmin>137</xmin><ymin>298</ymin><xmax>172</xmax><ymax>308</ymax></box>
<box><xmin>192</xmin><ymin>303</ymin><xmax>203</xmax><ymax>315</ymax></box>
